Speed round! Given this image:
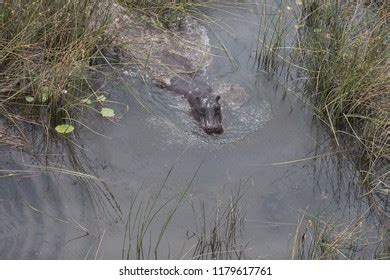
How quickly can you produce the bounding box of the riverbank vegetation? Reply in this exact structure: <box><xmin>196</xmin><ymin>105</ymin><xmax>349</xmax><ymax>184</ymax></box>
<box><xmin>118</xmin><ymin>0</ymin><xmax>198</xmax><ymax>29</ymax></box>
<box><xmin>291</xmin><ymin>211</ymin><xmax>389</xmax><ymax>260</ymax></box>
<box><xmin>255</xmin><ymin>0</ymin><xmax>388</xmax><ymax>258</ymax></box>
<box><xmin>298</xmin><ymin>0</ymin><xmax>389</xmax><ymax>258</ymax></box>
<box><xmin>297</xmin><ymin>0</ymin><xmax>389</xmax><ymax>212</ymax></box>
<box><xmin>0</xmin><ymin>0</ymin><xmax>111</xmax><ymax>144</ymax></box>
<box><xmin>258</xmin><ymin>0</ymin><xmax>389</xmax><ymax>212</ymax></box>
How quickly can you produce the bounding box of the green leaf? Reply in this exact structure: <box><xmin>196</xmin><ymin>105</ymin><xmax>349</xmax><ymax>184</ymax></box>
<box><xmin>379</xmin><ymin>188</ymin><xmax>389</xmax><ymax>195</ymax></box>
<box><xmin>96</xmin><ymin>95</ymin><xmax>106</xmax><ymax>102</ymax></box>
<box><xmin>55</xmin><ymin>124</ymin><xmax>75</xmax><ymax>134</ymax></box>
<box><xmin>40</xmin><ymin>86</ymin><xmax>50</xmax><ymax>103</ymax></box>
<box><xmin>80</xmin><ymin>98</ymin><xmax>92</xmax><ymax>105</ymax></box>
<box><xmin>314</xmin><ymin>28</ymin><xmax>322</xmax><ymax>33</ymax></box>
<box><xmin>100</xmin><ymin>108</ymin><xmax>115</xmax><ymax>118</ymax></box>
<box><xmin>25</xmin><ymin>96</ymin><xmax>34</xmax><ymax>103</ymax></box>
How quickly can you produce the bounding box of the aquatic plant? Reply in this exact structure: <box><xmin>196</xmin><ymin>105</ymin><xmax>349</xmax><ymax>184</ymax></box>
<box><xmin>0</xmin><ymin>0</ymin><xmax>111</xmax><ymax>142</ymax></box>
<box><xmin>188</xmin><ymin>182</ymin><xmax>249</xmax><ymax>260</ymax></box>
<box><xmin>255</xmin><ymin>0</ymin><xmax>389</xmax><ymax>214</ymax></box>
<box><xmin>297</xmin><ymin>0</ymin><xmax>389</xmax><ymax>207</ymax></box>
<box><xmin>255</xmin><ymin>0</ymin><xmax>296</xmax><ymax>74</ymax></box>
<box><xmin>122</xmin><ymin>160</ymin><xmax>248</xmax><ymax>260</ymax></box>
<box><xmin>291</xmin><ymin>211</ymin><xmax>388</xmax><ymax>260</ymax></box>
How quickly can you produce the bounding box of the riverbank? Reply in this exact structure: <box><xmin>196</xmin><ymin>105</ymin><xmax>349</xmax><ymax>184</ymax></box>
<box><xmin>297</xmin><ymin>0</ymin><xmax>389</xmax><ymax>216</ymax></box>
<box><xmin>0</xmin><ymin>0</ymin><xmax>112</xmax><ymax>144</ymax></box>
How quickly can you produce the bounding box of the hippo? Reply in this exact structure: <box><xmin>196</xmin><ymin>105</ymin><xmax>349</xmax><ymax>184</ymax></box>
<box><xmin>90</xmin><ymin>48</ymin><xmax>223</xmax><ymax>134</ymax></box>
<box><xmin>101</xmin><ymin>4</ymin><xmax>221</xmax><ymax>134</ymax></box>
<box><xmin>164</xmin><ymin>76</ymin><xmax>223</xmax><ymax>135</ymax></box>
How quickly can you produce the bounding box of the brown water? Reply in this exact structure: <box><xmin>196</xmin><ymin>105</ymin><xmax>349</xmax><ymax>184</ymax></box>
<box><xmin>0</xmin><ymin>1</ymin><xmax>384</xmax><ymax>259</ymax></box>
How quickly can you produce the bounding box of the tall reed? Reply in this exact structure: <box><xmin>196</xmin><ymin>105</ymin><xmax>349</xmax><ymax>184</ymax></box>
<box><xmin>0</xmin><ymin>0</ymin><xmax>110</xmax><ymax>138</ymax></box>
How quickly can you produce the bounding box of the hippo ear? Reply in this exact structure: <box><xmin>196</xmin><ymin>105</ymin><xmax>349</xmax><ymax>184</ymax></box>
<box><xmin>216</xmin><ymin>95</ymin><xmax>221</xmax><ymax>102</ymax></box>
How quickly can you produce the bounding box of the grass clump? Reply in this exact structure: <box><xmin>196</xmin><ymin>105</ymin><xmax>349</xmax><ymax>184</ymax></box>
<box><xmin>118</xmin><ymin>0</ymin><xmax>200</xmax><ymax>29</ymax></box>
<box><xmin>296</xmin><ymin>1</ymin><xmax>389</xmax><ymax>194</ymax></box>
<box><xmin>122</xmin><ymin>160</ymin><xmax>248</xmax><ymax>260</ymax></box>
<box><xmin>255</xmin><ymin>1</ymin><xmax>295</xmax><ymax>73</ymax></box>
<box><xmin>0</xmin><ymin>0</ymin><xmax>110</xmax><ymax>140</ymax></box>
<box><xmin>188</xmin><ymin>186</ymin><xmax>248</xmax><ymax>260</ymax></box>
<box><xmin>291</xmin><ymin>212</ymin><xmax>384</xmax><ymax>260</ymax></box>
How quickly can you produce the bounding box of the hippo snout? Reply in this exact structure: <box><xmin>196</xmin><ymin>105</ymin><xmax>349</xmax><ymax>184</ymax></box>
<box><xmin>205</xmin><ymin>125</ymin><xmax>224</xmax><ymax>135</ymax></box>
<box><xmin>191</xmin><ymin>94</ymin><xmax>223</xmax><ymax>135</ymax></box>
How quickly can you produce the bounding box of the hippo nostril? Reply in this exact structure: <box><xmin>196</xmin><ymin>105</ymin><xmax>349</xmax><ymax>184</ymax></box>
<box><xmin>214</xmin><ymin>126</ymin><xmax>223</xmax><ymax>134</ymax></box>
<box><xmin>204</xmin><ymin>126</ymin><xmax>223</xmax><ymax>135</ymax></box>
<box><xmin>205</xmin><ymin>127</ymin><xmax>213</xmax><ymax>134</ymax></box>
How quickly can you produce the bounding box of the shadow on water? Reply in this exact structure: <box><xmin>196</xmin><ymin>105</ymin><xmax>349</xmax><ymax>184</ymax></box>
<box><xmin>0</xmin><ymin>0</ymin><xmax>388</xmax><ymax>259</ymax></box>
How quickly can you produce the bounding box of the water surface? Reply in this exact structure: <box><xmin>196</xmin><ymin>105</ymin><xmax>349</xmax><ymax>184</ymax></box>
<box><xmin>0</xmin><ymin>1</ymin><xmax>382</xmax><ymax>259</ymax></box>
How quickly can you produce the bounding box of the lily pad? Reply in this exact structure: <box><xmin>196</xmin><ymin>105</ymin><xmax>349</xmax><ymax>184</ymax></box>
<box><xmin>55</xmin><ymin>124</ymin><xmax>75</xmax><ymax>134</ymax></box>
<box><xmin>40</xmin><ymin>86</ymin><xmax>50</xmax><ymax>103</ymax></box>
<box><xmin>100</xmin><ymin>108</ymin><xmax>115</xmax><ymax>118</ymax></box>
<box><xmin>25</xmin><ymin>96</ymin><xmax>34</xmax><ymax>103</ymax></box>
<box><xmin>80</xmin><ymin>98</ymin><xmax>92</xmax><ymax>105</ymax></box>
<box><xmin>96</xmin><ymin>95</ymin><xmax>106</xmax><ymax>102</ymax></box>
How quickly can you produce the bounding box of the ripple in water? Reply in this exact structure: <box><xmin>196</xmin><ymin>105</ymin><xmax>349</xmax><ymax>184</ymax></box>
<box><xmin>146</xmin><ymin>81</ymin><xmax>272</xmax><ymax>146</ymax></box>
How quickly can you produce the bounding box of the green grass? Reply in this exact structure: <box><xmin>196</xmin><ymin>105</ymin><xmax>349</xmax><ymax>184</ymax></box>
<box><xmin>255</xmin><ymin>0</ymin><xmax>295</xmax><ymax>73</ymax></box>
<box><xmin>297</xmin><ymin>0</ymin><xmax>389</xmax><ymax>199</ymax></box>
<box><xmin>122</xmin><ymin>160</ymin><xmax>248</xmax><ymax>260</ymax></box>
<box><xmin>256</xmin><ymin>0</ymin><xmax>389</xmax><ymax>205</ymax></box>
<box><xmin>188</xmin><ymin>183</ymin><xmax>248</xmax><ymax>260</ymax></box>
<box><xmin>0</xmin><ymin>0</ymin><xmax>110</xmax><ymax>143</ymax></box>
<box><xmin>117</xmin><ymin>0</ymin><xmax>199</xmax><ymax>29</ymax></box>
<box><xmin>122</xmin><ymin>186</ymin><xmax>248</xmax><ymax>260</ymax></box>
<box><xmin>290</xmin><ymin>211</ymin><xmax>386</xmax><ymax>260</ymax></box>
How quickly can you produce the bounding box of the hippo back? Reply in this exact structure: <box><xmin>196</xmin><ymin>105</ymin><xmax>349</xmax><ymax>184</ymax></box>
<box><xmin>165</xmin><ymin>76</ymin><xmax>212</xmax><ymax>97</ymax></box>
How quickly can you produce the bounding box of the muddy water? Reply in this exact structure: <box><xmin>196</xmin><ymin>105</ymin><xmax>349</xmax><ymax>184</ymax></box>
<box><xmin>0</xmin><ymin>2</ymin><xmax>382</xmax><ymax>259</ymax></box>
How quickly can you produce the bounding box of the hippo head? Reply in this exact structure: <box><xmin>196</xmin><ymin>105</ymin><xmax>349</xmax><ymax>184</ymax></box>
<box><xmin>192</xmin><ymin>95</ymin><xmax>223</xmax><ymax>135</ymax></box>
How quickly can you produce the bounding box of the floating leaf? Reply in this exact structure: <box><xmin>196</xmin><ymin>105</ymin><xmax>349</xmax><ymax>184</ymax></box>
<box><xmin>96</xmin><ymin>95</ymin><xmax>106</xmax><ymax>102</ymax></box>
<box><xmin>40</xmin><ymin>86</ymin><xmax>50</xmax><ymax>103</ymax></box>
<box><xmin>379</xmin><ymin>188</ymin><xmax>390</xmax><ymax>195</ymax></box>
<box><xmin>295</xmin><ymin>24</ymin><xmax>305</xmax><ymax>29</ymax></box>
<box><xmin>25</xmin><ymin>96</ymin><xmax>34</xmax><ymax>103</ymax></box>
<box><xmin>55</xmin><ymin>124</ymin><xmax>75</xmax><ymax>134</ymax></box>
<box><xmin>41</xmin><ymin>92</ymin><xmax>49</xmax><ymax>103</ymax></box>
<box><xmin>314</xmin><ymin>28</ymin><xmax>322</xmax><ymax>33</ymax></box>
<box><xmin>80</xmin><ymin>98</ymin><xmax>92</xmax><ymax>105</ymax></box>
<box><xmin>100</xmin><ymin>108</ymin><xmax>115</xmax><ymax>118</ymax></box>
